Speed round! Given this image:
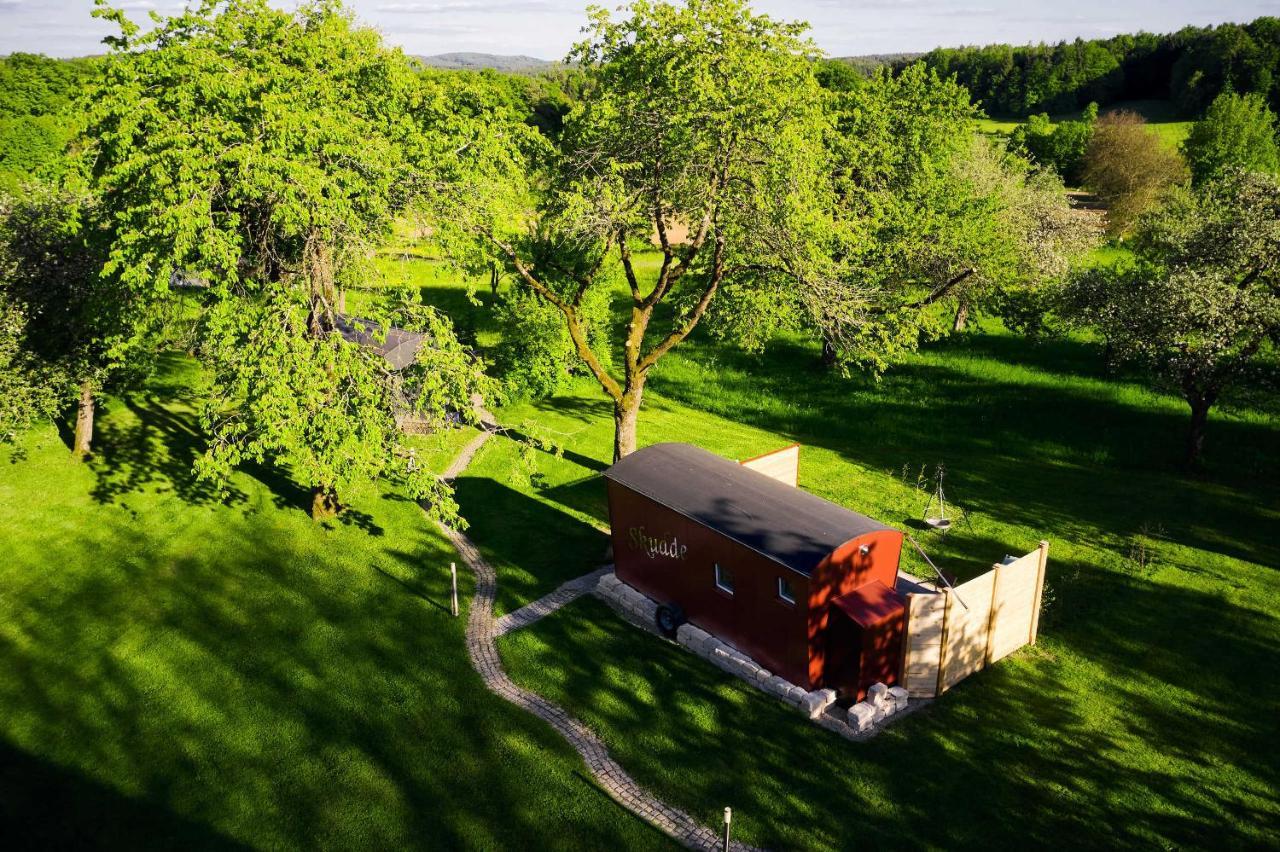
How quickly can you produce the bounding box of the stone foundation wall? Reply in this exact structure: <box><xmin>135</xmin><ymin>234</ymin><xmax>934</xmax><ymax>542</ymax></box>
<box><xmin>594</xmin><ymin>570</ymin><xmax>924</xmax><ymax>740</ymax></box>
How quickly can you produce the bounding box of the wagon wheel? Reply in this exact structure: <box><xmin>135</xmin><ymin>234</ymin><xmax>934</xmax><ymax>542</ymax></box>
<box><xmin>654</xmin><ymin>604</ymin><xmax>686</xmax><ymax>638</ymax></box>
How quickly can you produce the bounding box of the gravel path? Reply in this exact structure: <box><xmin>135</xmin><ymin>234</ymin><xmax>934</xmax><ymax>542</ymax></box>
<box><xmin>436</xmin><ymin>412</ymin><xmax>758</xmax><ymax>850</ymax></box>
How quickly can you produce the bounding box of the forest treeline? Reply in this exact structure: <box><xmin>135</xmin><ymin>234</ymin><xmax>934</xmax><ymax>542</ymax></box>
<box><xmin>6</xmin><ymin>14</ymin><xmax>1278</xmax><ymax>188</ymax></box>
<box><xmin>911</xmin><ymin>16</ymin><xmax>1280</xmax><ymax>117</ymax></box>
<box><xmin>0</xmin><ymin>54</ymin><xmax>101</xmax><ymax>192</ymax></box>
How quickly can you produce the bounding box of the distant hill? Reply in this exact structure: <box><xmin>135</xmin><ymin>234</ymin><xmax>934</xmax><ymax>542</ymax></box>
<box><xmin>837</xmin><ymin>53</ymin><xmax>923</xmax><ymax>66</ymax></box>
<box><xmin>414</xmin><ymin>52</ymin><xmax>557</xmax><ymax>72</ymax></box>
<box><xmin>832</xmin><ymin>53</ymin><xmax>921</xmax><ymax>74</ymax></box>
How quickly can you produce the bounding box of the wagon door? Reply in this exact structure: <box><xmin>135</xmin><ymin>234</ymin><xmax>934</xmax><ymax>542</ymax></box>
<box><xmin>827</xmin><ymin>581</ymin><xmax>907</xmax><ymax>702</ymax></box>
<box><xmin>822</xmin><ymin>604</ymin><xmax>862</xmax><ymax>700</ymax></box>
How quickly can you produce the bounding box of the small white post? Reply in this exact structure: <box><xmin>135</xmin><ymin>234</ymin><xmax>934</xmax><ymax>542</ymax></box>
<box><xmin>450</xmin><ymin>562</ymin><xmax>459</xmax><ymax>617</ymax></box>
<box><xmin>722</xmin><ymin>807</ymin><xmax>732</xmax><ymax>852</ymax></box>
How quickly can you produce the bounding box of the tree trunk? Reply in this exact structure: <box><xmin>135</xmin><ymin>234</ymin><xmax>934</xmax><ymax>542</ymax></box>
<box><xmin>336</xmin><ymin>288</ymin><xmax>346</xmax><ymax>315</ymax></box>
<box><xmin>613</xmin><ymin>387</ymin><xmax>643</xmax><ymax>462</ymax></box>
<box><xmin>1184</xmin><ymin>395</ymin><xmax>1214</xmax><ymax>468</ymax></box>
<box><xmin>952</xmin><ymin>301</ymin><xmax>970</xmax><ymax>333</ymax></box>
<box><xmin>820</xmin><ymin>336</ymin><xmax>838</xmax><ymax>369</ymax></box>
<box><xmin>72</xmin><ymin>379</ymin><xmax>95</xmax><ymax>461</ymax></box>
<box><xmin>311</xmin><ymin>485</ymin><xmax>340</xmax><ymax>520</ymax></box>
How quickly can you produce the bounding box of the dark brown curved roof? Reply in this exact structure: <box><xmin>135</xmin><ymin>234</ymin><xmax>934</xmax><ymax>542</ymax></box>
<box><xmin>335</xmin><ymin>314</ymin><xmax>425</xmax><ymax>371</ymax></box>
<box><xmin>604</xmin><ymin>442</ymin><xmax>894</xmax><ymax>576</ymax></box>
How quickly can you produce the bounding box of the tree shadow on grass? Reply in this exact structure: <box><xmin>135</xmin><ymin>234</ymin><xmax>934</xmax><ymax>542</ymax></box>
<box><xmin>527</xmin><ymin>394</ymin><xmax>616</xmax><ymax>429</ymax></box>
<box><xmin>374</xmin><ymin>558</ymin><xmax>454</xmax><ymax>616</ymax></box>
<box><xmin>239</xmin><ymin>461</ymin><xmax>385</xmax><ymax>536</ymax></box>
<box><xmin>0</xmin><ymin>511</ymin><xmax>671</xmax><ymax>850</ymax></box>
<box><xmin>902</xmin><ymin>529</ymin><xmax>1032</xmax><ymax>584</ymax></box>
<box><xmin>658</xmin><ymin>335</ymin><xmax>1278</xmax><ymax>483</ymax></box>
<box><xmin>534</xmin><ymin>473</ymin><xmax>610</xmax><ymax>527</ymax></box>
<box><xmin>648</xmin><ymin>334</ymin><xmax>1280</xmax><ymax>572</ymax></box>
<box><xmin>82</xmin><ymin>356</ymin><xmax>386</xmax><ymax>536</ymax></box>
<box><xmin>0</xmin><ymin>739</ymin><xmax>248</xmax><ymax>851</ymax></box>
<box><xmin>502</xmin><ymin>571</ymin><xmax>1280</xmax><ymax>850</ymax></box>
<box><xmin>453</xmin><ymin>475</ymin><xmax>609</xmax><ymax>616</ymax></box>
<box><xmin>88</xmin><ymin>392</ymin><xmax>238</xmax><ymax>508</ymax></box>
<box><xmin>501</xmin><ymin>424</ymin><xmax>610</xmax><ymax>475</ymax></box>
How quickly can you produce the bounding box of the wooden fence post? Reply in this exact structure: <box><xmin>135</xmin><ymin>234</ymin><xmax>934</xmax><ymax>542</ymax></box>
<box><xmin>900</xmin><ymin>592</ymin><xmax>914</xmax><ymax>685</ymax></box>
<box><xmin>934</xmin><ymin>588</ymin><xmax>954</xmax><ymax>696</ymax></box>
<box><xmin>450</xmin><ymin>562</ymin><xmax>459</xmax><ymax>618</ymax></box>
<box><xmin>1029</xmin><ymin>541</ymin><xmax>1049</xmax><ymax>644</ymax></box>
<box><xmin>983</xmin><ymin>562</ymin><xmax>1002</xmax><ymax>666</ymax></box>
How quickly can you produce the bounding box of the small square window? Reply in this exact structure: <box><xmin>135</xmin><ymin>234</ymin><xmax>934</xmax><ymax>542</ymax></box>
<box><xmin>714</xmin><ymin>563</ymin><xmax>735</xmax><ymax>595</ymax></box>
<box><xmin>777</xmin><ymin>576</ymin><xmax>796</xmax><ymax>604</ymax></box>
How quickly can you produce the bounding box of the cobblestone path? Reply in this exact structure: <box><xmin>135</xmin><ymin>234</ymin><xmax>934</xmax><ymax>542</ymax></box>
<box><xmin>436</xmin><ymin>414</ymin><xmax>758</xmax><ymax>850</ymax></box>
<box><xmin>492</xmin><ymin>567</ymin><xmax>613</xmax><ymax>638</ymax></box>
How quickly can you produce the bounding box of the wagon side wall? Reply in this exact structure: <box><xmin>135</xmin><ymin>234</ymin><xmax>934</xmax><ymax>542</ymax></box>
<box><xmin>607</xmin><ymin>481</ymin><xmax>813</xmax><ymax>686</ymax></box>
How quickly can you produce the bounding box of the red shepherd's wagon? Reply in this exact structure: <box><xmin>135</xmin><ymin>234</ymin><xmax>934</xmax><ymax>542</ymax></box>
<box><xmin>604</xmin><ymin>442</ymin><xmax>907</xmax><ymax>702</ymax></box>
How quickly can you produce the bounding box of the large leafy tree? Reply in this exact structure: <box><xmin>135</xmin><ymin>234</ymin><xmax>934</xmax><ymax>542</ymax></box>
<box><xmin>0</xmin><ymin>54</ymin><xmax>100</xmax><ymax>192</ymax></box>
<box><xmin>0</xmin><ymin>186</ymin><xmax>160</xmax><ymax>456</ymax></box>
<box><xmin>86</xmin><ymin>0</ymin><xmax>495</xmax><ymax>520</ymax></box>
<box><xmin>1062</xmin><ymin>171</ymin><xmax>1280</xmax><ymax>466</ymax></box>
<box><xmin>925</xmin><ymin>136</ymin><xmax>1100</xmax><ymax>335</ymax></box>
<box><xmin>799</xmin><ymin>66</ymin><xmax>1096</xmax><ymax>368</ymax></box>
<box><xmin>431</xmin><ymin>0</ymin><xmax>844</xmax><ymax>460</ymax></box>
<box><xmin>1181</xmin><ymin>91</ymin><xmax>1280</xmax><ymax>186</ymax></box>
<box><xmin>804</xmin><ymin>64</ymin><xmax>977</xmax><ymax>364</ymax></box>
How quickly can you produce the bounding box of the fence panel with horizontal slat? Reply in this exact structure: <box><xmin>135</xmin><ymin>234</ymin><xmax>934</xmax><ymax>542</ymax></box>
<box><xmin>939</xmin><ymin>571</ymin><xmax>997</xmax><ymax>692</ymax></box>
<box><xmin>902</xmin><ymin>591</ymin><xmax>945</xmax><ymax>698</ymax></box>
<box><xmin>987</xmin><ymin>550</ymin><xmax>1042</xmax><ymax>664</ymax></box>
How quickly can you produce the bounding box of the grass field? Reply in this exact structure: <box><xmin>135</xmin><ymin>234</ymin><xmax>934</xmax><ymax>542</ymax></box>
<box><xmin>381</xmin><ymin>249</ymin><xmax>1280</xmax><ymax>848</ymax></box>
<box><xmin>1</xmin><ymin>243</ymin><xmax>1277</xmax><ymax>848</ymax></box>
<box><xmin>476</xmin><ymin>324</ymin><xmax>1280</xmax><ymax>847</ymax></box>
<box><xmin>978</xmin><ymin>98</ymin><xmax>1192</xmax><ymax>150</ymax></box>
<box><xmin>0</xmin><ymin>355</ymin><xmax>671</xmax><ymax>849</ymax></box>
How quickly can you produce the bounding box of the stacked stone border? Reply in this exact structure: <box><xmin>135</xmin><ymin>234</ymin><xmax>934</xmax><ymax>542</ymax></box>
<box><xmin>437</xmin><ymin>414</ymin><xmax>759</xmax><ymax>851</ymax></box>
<box><xmin>595</xmin><ymin>571</ymin><xmax>927</xmax><ymax>739</ymax></box>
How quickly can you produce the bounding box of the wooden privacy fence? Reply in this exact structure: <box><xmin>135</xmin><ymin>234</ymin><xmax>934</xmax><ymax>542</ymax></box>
<box><xmin>739</xmin><ymin>444</ymin><xmax>800</xmax><ymax>487</ymax></box>
<box><xmin>901</xmin><ymin>541</ymin><xmax>1049</xmax><ymax>698</ymax></box>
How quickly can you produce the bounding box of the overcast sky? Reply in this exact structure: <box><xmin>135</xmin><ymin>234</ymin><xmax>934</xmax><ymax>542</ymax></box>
<box><xmin>0</xmin><ymin>0</ymin><xmax>1274</xmax><ymax>60</ymax></box>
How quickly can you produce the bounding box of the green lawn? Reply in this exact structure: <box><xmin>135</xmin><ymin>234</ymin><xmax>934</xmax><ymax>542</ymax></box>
<box><xmin>502</xmin><ymin>593</ymin><xmax>1253</xmax><ymax>849</ymax></box>
<box><xmin>462</xmin><ymin>320</ymin><xmax>1278</xmax><ymax>601</ymax></box>
<box><xmin>1081</xmin><ymin>241</ymin><xmax>1134</xmax><ymax>267</ymax></box>
<box><xmin>2</xmin><ymin>243</ymin><xmax>1277</xmax><ymax>848</ymax></box>
<box><xmin>0</xmin><ymin>355</ymin><xmax>672</xmax><ymax>850</ymax></box>
<box><xmin>431</xmin><ymin>265</ymin><xmax>1278</xmax><ymax>847</ymax></box>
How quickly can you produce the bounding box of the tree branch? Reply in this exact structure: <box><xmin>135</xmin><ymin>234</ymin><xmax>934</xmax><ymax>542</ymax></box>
<box><xmin>648</xmin><ymin>204</ymin><xmax>677</xmax><ymax>307</ymax></box>
<box><xmin>902</xmin><ymin>267</ymin><xmax>977</xmax><ymax>311</ymax></box>
<box><xmin>637</xmin><ymin>231</ymin><xmax>726</xmax><ymax>373</ymax></box>
<box><xmin>618</xmin><ymin>231</ymin><xmax>643</xmax><ymax>304</ymax></box>
<box><xmin>482</xmin><ymin>229</ymin><xmax>623</xmax><ymax>401</ymax></box>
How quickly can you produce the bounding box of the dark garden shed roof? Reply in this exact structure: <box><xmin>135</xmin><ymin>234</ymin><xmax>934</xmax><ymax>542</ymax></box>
<box><xmin>604</xmin><ymin>442</ymin><xmax>894</xmax><ymax>576</ymax></box>
<box><xmin>335</xmin><ymin>314</ymin><xmax>425</xmax><ymax>371</ymax></box>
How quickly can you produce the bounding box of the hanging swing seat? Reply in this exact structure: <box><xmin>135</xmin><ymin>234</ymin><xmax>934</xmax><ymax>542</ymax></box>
<box><xmin>923</xmin><ymin>464</ymin><xmax>952</xmax><ymax>531</ymax></box>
